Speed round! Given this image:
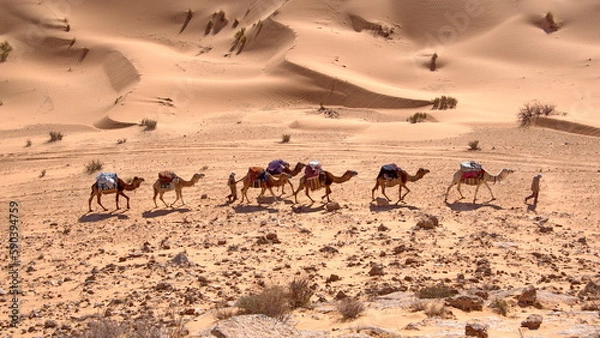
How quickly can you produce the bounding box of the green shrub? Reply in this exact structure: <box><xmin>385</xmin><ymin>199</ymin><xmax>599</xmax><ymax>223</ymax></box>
<box><xmin>416</xmin><ymin>283</ymin><xmax>458</xmax><ymax>299</ymax></box>
<box><xmin>407</xmin><ymin>112</ymin><xmax>427</xmax><ymax>124</ymax></box>
<box><xmin>48</xmin><ymin>131</ymin><xmax>64</xmax><ymax>142</ymax></box>
<box><xmin>0</xmin><ymin>41</ymin><xmax>12</xmax><ymax>62</ymax></box>
<box><xmin>236</xmin><ymin>285</ymin><xmax>291</xmax><ymax>321</ymax></box>
<box><xmin>140</xmin><ymin>118</ymin><xmax>157</xmax><ymax>131</ymax></box>
<box><xmin>336</xmin><ymin>298</ymin><xmax>365</xmax><ymax>321</ymax></box>
<box><xmin>432</xmin><ymin>96</ymin><xmax>457</xmax><ymax>110</ymax></box>
<box><xmin>86</xmin><ymin>160</ymin><xmax>103</xmax><ymax>174</ymax></box>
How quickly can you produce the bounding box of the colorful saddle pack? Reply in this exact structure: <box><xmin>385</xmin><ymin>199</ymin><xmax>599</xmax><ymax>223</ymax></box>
<box><xmin>460</xmin><ymin>161</ymin><xmax>484</xmax><ymax>179</ymax></box>
<box><xmin>379</xmin><ymin>163</ymin><xmax>400</xmax><ymax>180</ymax></box>
<box><xmin>305</xmin><ymin>160</ymin><xmax>325</xmax><ymax>190</ymax></box>
<box><xmin>158</xmin><ymin>171</ymin><xmax>178</xmax><ymax>188</ymax></box>
<box><xmin>248</xmin><ymin>167</ymin><xmax>267</xmax><ymax>188</ymax></box>
<box><xmin>96</xmin><ymin>172</ymin><xmax>118</xmax><ymax>190</ymax></box>
<box><xmin>267</xmin><ymin>159</ymin><xmax>289</xmax><ymax>175</ymax></box>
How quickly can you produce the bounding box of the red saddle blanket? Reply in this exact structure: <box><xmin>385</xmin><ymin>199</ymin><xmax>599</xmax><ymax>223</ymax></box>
<box><xmin>158</xmin><ymin>171</ymin><xmax>177</xmax><ymax>183</ymax></box>
<box><xmin>461</xmin><ymin>170</ymin><xmax>484</xmax><ymax>180</ymax></box>
<box><xmin>248</xmin><ymin>167</ymin><xmax>266</xmax><ymax>183</ymax></box>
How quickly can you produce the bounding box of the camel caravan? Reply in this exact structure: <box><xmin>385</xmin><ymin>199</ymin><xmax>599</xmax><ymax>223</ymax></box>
<box><xmin>87</xmin><ymin>159</ymin><xmax>517</xmax><ymax>212</ymax></box>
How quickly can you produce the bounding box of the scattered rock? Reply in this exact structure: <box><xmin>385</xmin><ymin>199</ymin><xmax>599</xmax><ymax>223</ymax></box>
<box><xmin>579</xmin><ymin>279</ymin><xmax>600</xmax><ymax>300</ymax></box>
<box><xmin>326</xmin><ymin>274</ymin><xmax>341</xmax><ymax>283</ymax></box>
<box><xmin>377</xmin><ymin>223</ymin><xmax>389</xmax><ymax>231</ymax></box>
<box><xmin>416</xmin><ymin>214</ymin><xmax>439</xmax><ymax>229</ymax></box>
<box><xmin>445</xmin><ymin>294</ymin><xmax>484</xmax><ymax>312</ymax></box>
<box><xmin>465</xmin><ymin>322</ymin><xmax>488</xmax><ymax>338</ymax></box>
<box><xmin>156</xmin><ymin>282</ymin><xmax>173</xmax><ymax>291</ymax></box>
<box><xmin>375</xmin><ymin>198</ymin><xmax>389</xmax><ymax>206</ymax></box>
<box><xmin>171</xmin><ymin>252</ymin><xmax>190</xmax><ymax>265</ymax></box>
<box><xmin>319</xmin><ymin>246</ymin><xmax>339</xmax><ymax>254</ymax></box>
<box><xmin>368</xmin><ymin>264</ymin><xmax>385</xmax><ymax>277</ymax></box>
<box><xmin>197</xmin><ymin>314</ymin><xmax>328</xmax><ymax>338</ymax></box>
<box><xmin>521</xmin><ymin>314</ymin><xmax>543</xmax><ymax>329</ymax></box>
<box><xmin>326</xmin><ymin>202</ymin><xmax>341</xmax><ymax>212</ymax></box>
<box><xmin>518</xmin><ymin>285</ymin><xmax>541</xmax><ymax>308</ymax></box>
<box><xmin>44</xmin><ymin>320</ymin><xmax>58</xmax><ymax>328</ymax></box>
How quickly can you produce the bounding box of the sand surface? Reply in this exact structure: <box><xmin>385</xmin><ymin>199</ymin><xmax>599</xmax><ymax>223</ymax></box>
<box><xmin>1</xmin><ymin>1</ymin><xmax>599</xmax><ymax>337</ymax></box>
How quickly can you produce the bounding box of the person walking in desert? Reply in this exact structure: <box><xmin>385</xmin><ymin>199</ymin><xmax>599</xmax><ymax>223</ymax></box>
<box><xmin>525</xmin><ymin>174</ymin><xmax>542</xmax><ymax>205</ymax></box>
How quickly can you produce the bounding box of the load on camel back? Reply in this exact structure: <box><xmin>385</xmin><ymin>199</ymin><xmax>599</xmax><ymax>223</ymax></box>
<box><xmin>266</xmin><ymin>159</ymin><xmax>289</xmax><ymax>175</ymax></box>
<box><xmin>158</xmin><ymin>170</ymin><xmax>179</xmax><ymax>189</ymax></box>
<box><xmin>378</xmin><ymin>163</ymin><xmax>400</xmax><ymax>183</ymax></box>
<box><xmin>460</xmin><ymin>161</ymin><xmax>485</xmax><ymax>180</ymax></box>
<box><xmin>247</xmin><ymin>167</ymin><xmax>268</xmax><ymax>188</ymax></box>
<box><xmin>96</xmin><ymin>172</ymin><xmax>119</xmax><ymax>190</ymax></box>
<box><xmin>305</xmin><ymin>160</ymin><xmax>325</xmax><ymax>190</ymax></box>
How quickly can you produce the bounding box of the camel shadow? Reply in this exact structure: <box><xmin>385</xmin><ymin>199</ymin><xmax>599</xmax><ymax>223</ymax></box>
<box><xmin>78</xmin><ymin>210</ymin><xmax>130</xmax><ymax>223</ymax></box>
<box><xmin>445</xmin><ymin>200</ymin><xmax>502</xmax><ymax>211</ymax></box>
<box><xmin>369</xmin><ymin>202</ymin><xmax>419</xmax><ymax>212</ymax></box>
<box><xmin>232</xmin><ymin>204</ymin><xmax>278</xmax><ymax>214</ymax></box>
<box><xmin>291</xmin><ymin>203</ymin><xmax>326</xmax><ymax>213</ymax></box>
<box><xmin>142</xmin><ymin>207</ymin><xmax>191</xmax><ymax>218</ymax></box>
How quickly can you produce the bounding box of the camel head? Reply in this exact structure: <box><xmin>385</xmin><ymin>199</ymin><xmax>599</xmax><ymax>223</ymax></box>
<box><xmin>279</xmin><ymin>173</ymin><xmax>292</xmax><ymax>182</ymax></box>
<box><xmin>416</xmin><ymin>168</ymin><xmax>430</xmax><ymax>178</ymax></box>
<box><xmin>192</xmin><ymin>173</ymin><xmax>206</xmax><ymax>182</ymax></box>
<box><xmin>131</xmin><ymin>176</ymin><xmax>145</xmax><ymax>188</ymax></box>
<box><xmin>345</xmin><ymin>170</ymin><xmax>359</xmax><ymax>178</ymax></box>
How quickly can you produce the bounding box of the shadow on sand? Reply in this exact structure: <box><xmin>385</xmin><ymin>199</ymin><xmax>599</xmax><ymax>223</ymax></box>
<box><xmin>78</xmin><ymin>210</ymin><xmax>130</xmax><ymax>223</ymax></box>
<box><xmin>369</xmin><ymin>202</ymin><xmax>420</xmax><ymax>212</ymax></box>
<box><xmin>232</xmin><ymin>204</ymin><xmax>279</xmax><ymax>214</ymax></box>
<box><xmin>142</xmin><ymin>207</ymin><xmax>191</xmax><ymax>218</ymax></box>
<box><xmin>291</xmin><ymin>202</ymin><xmax>326</xmax><ymax>213</ymax></box>
<box><xmin>444</xmin><ymin>199</ymin><xmax>503</xmax><ymax>211</ymax></box>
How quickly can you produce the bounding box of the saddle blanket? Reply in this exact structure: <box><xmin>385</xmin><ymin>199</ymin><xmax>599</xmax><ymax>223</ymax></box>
<box><xmin>158</xmin><ymin>170</ymin><xmax>178</xmax><ymax>183</ymax></box>
<box><xmin>96</xmin><ymin>172</ymin><xmax>118</xmax><ymax>190</ymax></box>
<box><xmin>248</xmin><ymin>167</ymin><xmax>267</xmax><ymax>185</ymax></box>
<box><xmin>307</xmin><ymin>176</ymin><xmax>322</xmax><ymax>191</ymax></box>
<box><xmin>305</xmin><ymin>160</ymin><xmax>322</xmax><ymax>178</ymax></box>
<box><xmin>160</xmin><ymin>182</ymin><xmax>176</xmax><ymax>190</ymax></box>
<box><xmin>460</xmin><ymin>161</ymin><xmax>484</xmax><ymax>179</ymax></box>
<box><xmin>267</xmin><ymin>159</ymin><xmax>288</xmax><ymax>175</ymax></box>
<box><xmin>380</xmin><ymin>163</ymin><xmax>400</xmax><ymax>180</ymax></box>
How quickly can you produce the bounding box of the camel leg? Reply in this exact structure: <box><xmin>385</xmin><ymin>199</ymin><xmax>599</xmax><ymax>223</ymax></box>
<box><xmin>473</xmin><ymin>184</ymin><xmax>481</xmax><ymax>203</ymax></box>
<box><xmin>321</xmin><ymin>186</ymin><xmax>332</xmax><ymax>203</ymax></box>
<box><xmin>444</xmin><ymin>183</ymin><xmax>454</xmax><ymax>202</ymax></box>
<box><xmin>285</xmin><ymin>180</ymin><xmax>294</xmax><ymax>196</ymax></box>
<box><xmin>371</xmin><ymin>182</ymin><xmax>380</xmax><ymax>200</ymax></box>
<box><xmin>293</xmin><ymin>184</ymin><xmax>304</xmax><ymax>204</ymax></box>
<box><xmin>267</xmin><ymin>186</ymin><xmax>279</xmax><ymax>203</ymax></box>
<box><xmin>153</xmin><ymin>188</ymin><xmax>160</xmax><ymax>208</ymax></box>
<box><xmin>456</xmin><ymin>182</ymin><xmax>465</xmax><ymax>200</ymax></box>
<box><xmin>381</xmin><ymin>185</ymin><xmax>392</xmax><ymax>201</ymax></box>
<box><xmin>88</xmin><ymin>193</ymin><xmax>95</xmax><ymax>212</ymax></box>
<box><xmin>118</xmin><ymin>192</ymin><xmax>130</xmax><ymax>209</ymax></box>
<box><xmin>170</xmin><ymin>189</ymin><xmax>181</xmax><ymax>207</ymax></box>
<box><xmin>400</xmin><ymin>184</ymin><xmax>411</xmax><ymax>202</ymax></box>
<box><xmin>96</xmin><ymin>194</ymin><xmax>108</xmax><ymax>211</ymax></box>
<box><xmin>305</xmin><ymin>187</ymin><xmax>315</xmax><ymax>203</ymax></box>
<box><xmin>158</xmin><ymin>192</ymin><xmax>169</xmax><ymax>208</ymax></box>
<box><xmin>483</xmin><ymin>182</ymin><xmax>495</xmax><ymax>201</ymax></box>
<box><xmin>240</xmin><ymin>186</ymin><xmax>249</xmax><ymax>203</ymax></box>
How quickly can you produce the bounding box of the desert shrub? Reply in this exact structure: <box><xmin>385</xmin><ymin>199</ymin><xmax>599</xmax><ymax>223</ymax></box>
<box><xmin>490</xmin><ymin>298</ymin><xmax>509</xmax><ymax>316</ymax></box>
<box><xmin>468</xmin><ymin>140</ymin><xmax>480</xmax><ymax>151</ymax></box>
<box><xmin>236</xmin><ymin>285</ymin><xmax>291</xmax><ymax>321</ymax></box>
<box><xmin>416</xmin><ymin>283</ymin><xmax>458</xmax><ymax>299</ymax></box>
<box><xmin>81</xmin><ymin>319</ymin><xmax>126</xmax><ymax>338</ymax></box>
<box><xmin>86</xmin><ymin>160</ymin><xmax>103</xmax><ymax>174</ymax></box>
<box><xmin>281</xmin><ymin>134</ymin><xmax>291</xmax><ymax>143</ymax></box>
<box><xmin>431</xmin><ymin>96</ymin><xmax>457</xmax><ymax>110</ymax></box>
<box><xmin>336</xmin><ymin>298</ymin><xmax>365</xmax><ymax>321</ymax></box>
<box><xmin>429</xmin><ymin>53</ymin><xmax>438</xmax><ymax>71</ymax></box>
<box><xmin>25</xmin><ymin>139</ymin><xmax>32</xmax><ymax>147</ymax></box>
<box><xmin>48</xmin><ymin>131</ymin><xmax>64</xmax><ymax>142</ymax></box>
<box><xmin>1</xmin><ymin>41</ymin><xmax>12</xmax><ymax>62</ymax></box>
<box><xmin>318</xmin><ymin>104</ymin><xmax>339</xmax><ymax>118</ymax></box>
<box><xmin>117</xmin><ymin>138</ymin><xmax>127</xmax><ymax>144</ymax></box>
<box><xmin>140</xmin><ymin>118</ymin><xmax>157</xmax><ymax>131</ymax></box>
<box><xmin>288</xmin><ymin>277</ymin><xmax>313</xmax><ymax>309</ymax></box>
<box><xmin>214</xmin><ymin>307</ymin><xmax>237</xmax><ymax>321</ymax></box>
<box><xmin>517</xmin><ymin>102</ymin><xmax>559</xmax><ymax>127</ymax></box>
<box><xmin>39</xmin><ymin>170</ymin><xmax>46</xmax><ymax>178</ymax></box>
<box><xmin>407</xmin><ymin>112</ymin><xmax>427</xmax><ymax>124</ymax></box>
<box><xmin>542</xmin><ymin>12</ymin><xmax>560</xmax><ymax>33</ymax></box>
<box><xmin>423</xmin><ymin>301</ymin><xmax>449</xmax><ymax>317</ymax></box>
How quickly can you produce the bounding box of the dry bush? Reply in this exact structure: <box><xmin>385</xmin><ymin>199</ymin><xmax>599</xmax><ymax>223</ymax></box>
<box><xmin>86</xmin><ymin>160</ymin><xmax>103</xmax><ymax>174</ymax></box>
<box><xmin>48</xmin><ymin>131</ymin><xmax>64</xmax><ymax>142</ymax></box>
<box><xmin>423</xmin><ymin>301</ymin><xmax>448</xmax><ymax>317</ymax></box>
<box><xmin>407</xmin><ymin>112</ymin><xmax>427</xmax><ymax>124</ymax></box>
<box><xmin>336</xmin><ymin>298</ymin><xmax>365</xmax><ymax>321</ymax></box>
<box><xmin>288</xmin><ymin>277</ymin><xmax>313</xmax><ymax>309</ymax></box>
<box><xmin>214</xmin><ymin>307</ymin><xmax>237</xmax><ymax>321</ymax></box>
<box><xmin>490</xmin><ymin>297</ymin><xmax>509</xmax><ymax>316</ymax></box>
<box><xmin>117</xmin><ymin>138</ymin><xmax>127</xmax><ymax>144</ymax></box>
<box><xmin>468</xmin><ymin>140</ymin><xmax>480</xmax><ymax>151</ymax></box>
<box><xmin>140</xmin><ymin>118</ymin><xmax>158</xmax><ymax>131</ymax></box>
<box><xmin>236</xmin><ymin>285</ymin><xmax>291</xmax><ymax>321</ymax></box>
<box><xmin>318</xmin><ymin>104</ymin><xmax>339</xmax><ymax>118</ymax></box>
<box><xmin>431</xmin><ymin>96</ymin><xmax>458</xmax><ymax>110</ymax></box>
<box><xmin>1</xmin><ymin>41</ymin><xmax>12</xmax><ymax>62</ymax></box>
<box><xmin>517</xmin><ymin>102</ymin><xmax>559</xmax><ymax>127</ymax></box>
<box><xmin>39</xmin><ymin>169</ymin><xmax>46</xmax><ymax>178</ymax></box>
<box><xmin>429</xmin><ymin>53</ymin><xmax>438</xmax><ymax>71</ymax></box>
<box><xmin>416</xmin><ymin>283</ymin><xmax>458</xmax><ymax>299</ymax></box>
<box><xmin>542</xmin><ymin>12</ymin><xmax>560</xmax><ymax>33</ymax></box>
<box><xmin>80</xmin><ymin>319</ymin><xmax>126</xmax><ymax>338</ymax></box>
<box><xmin>25</xmin><ymin>139</ymin><xmax>32</xmax><ymax>147</ymax></box>
<box><xmin>281</xmin><ymin>134</ymin><xmax>291</xmax><ymax>143</ymax></box>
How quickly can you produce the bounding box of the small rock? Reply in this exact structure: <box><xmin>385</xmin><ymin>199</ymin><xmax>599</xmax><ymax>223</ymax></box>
<box><xmin>518</xmin><ymin>285</ymin><xmax>541</xmax><ymax>308</ymax></box>
<box><xmin>377</xmin><ymin>223</ymin><xmax>389</xmax><ymax>231</ymax></box>
<box><xmin>326</xmin><ymin>274</ymin><xmax>341</xmax><ymax>283</ymax></box>
<box><xmin>446</xmin><ymin>294</ymin><xmax>484</xmax><ymax>312</ymax></box>
<box><xmin>416</xmin><ymin>214</ymin><xmax>439</xmax><ymax>229</ymax></box>
<box><xmin>375</xmin><ymin>197</ymin><xmax>389</xmax><ymax>206</ymax></box>
<box><xmin>171</xmin><ymin>252</ymin><xmax>190</xmax><ymax>265</ymax></box>
<box><xmin>368</xmin><ymin>264</ymin><xmax>385</xmax><ymax>276</ymax></box>
<box><xmin>326</xmin><ymin>202</ymin><xmax>341</xmax><ymax>212</ymax></box>
<box><xmin>465</xmin><ymin>322</ymin><xmax>488</xmax><ymax>338</ymax></box>
<box><xmin>44</xmin><ymin>320</ymin><xmax>58</xmax><ymax>328</ymax></box>
<box><xmin>319</xmin><ymin>246</ymin><xmax>339</xmax><ymax>254</ymax></box>
<box><xmin>156</xmin><ymin>282</ymin><xmax>173</xmax><ymax>291</ymax></box>
<box><xmin>521</xmin><ymin>314</ymin><xmax>543</xmax><ymax>329</ymax></box>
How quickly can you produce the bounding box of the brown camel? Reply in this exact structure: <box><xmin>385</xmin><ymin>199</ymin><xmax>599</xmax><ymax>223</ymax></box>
<box><xmin>263</xmin><ymin>161</ymin><xmax>306</xmax><ymax>195</ymax></box>
<box><xmin>371</xmin><ymin>167</ymin><xmax>430</xmax><ymax>203</ymax></box>
<box><xmin>153</xmin><ymin>172</ymin><xmax>205</xmax><ymax>207</ymax></box>
<box><xmin>240</xmin><ymin>167</ymin><xmax>291</xmax><ymax>203</ymax></box>
<box><xmin>445</xmin><ymin>168</ymin><xmax>514</xmax><ymax>203</ymax></box>
<box><xmin>88</xmin><ymin>176</ymin><xmax>145</xmax><ymax>212</ymax></box>
<box><xmin>293</xmin><ymin>170</ymin><xmax>358</xmax><ymax>204</ymax></box>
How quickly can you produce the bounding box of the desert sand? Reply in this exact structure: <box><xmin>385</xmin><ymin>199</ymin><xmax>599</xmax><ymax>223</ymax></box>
<box><xmin>1</xmin><ymin>0</ymin><xmax>599</xmax><ymax>337</ymax></box>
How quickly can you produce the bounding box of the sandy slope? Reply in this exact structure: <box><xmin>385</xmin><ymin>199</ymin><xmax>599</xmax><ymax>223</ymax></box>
<box><xmin>1</xmin><ymin>0</ymin><xmax>600</xmax><ymax>337</ymax></box>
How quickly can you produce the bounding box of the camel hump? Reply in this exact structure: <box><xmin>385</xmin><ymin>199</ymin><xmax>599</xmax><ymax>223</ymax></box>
<box><xmin>248</xmin><ymin>166</ymin><xmax>264</xmax><ymax>174</ymax></box>
<box><xmin>158</xmin><ymin>170</ymin><xmax>177</xmax><ymax>182</ymax></box>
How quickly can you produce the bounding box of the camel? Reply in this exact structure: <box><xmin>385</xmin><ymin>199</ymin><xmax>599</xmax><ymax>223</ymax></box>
<box><xmin>152</xmin><ymin>172</ymin><xmax>205</xmax><ymax>207</ymax></box>
<box><xmin>88</xmin><ymin>176</ymin><xmax>145</xmax><ymax>212</ymax></box>
<box><xmin>293</xmin><ymin>170</ymin><xmax>358</xmax><ymax>204</ymax></box>
<box><xmin>263</xmin><ymin>161</ymin><xmax>306</xmax><ymax>195</ymax></box>
<box><xmin>371</xmin><ymin>166</ymin><xmax>430</xmax><ymax>203</ymax></box>
<box><xmin>445</xmin><ymin>168</ymin><xmax>514</xmax><ymax>203</ymax></box>
<box><xmin>239</xmin><ymin>167</ymin><xmax>292</xmax><ymax>203</ymax></box>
